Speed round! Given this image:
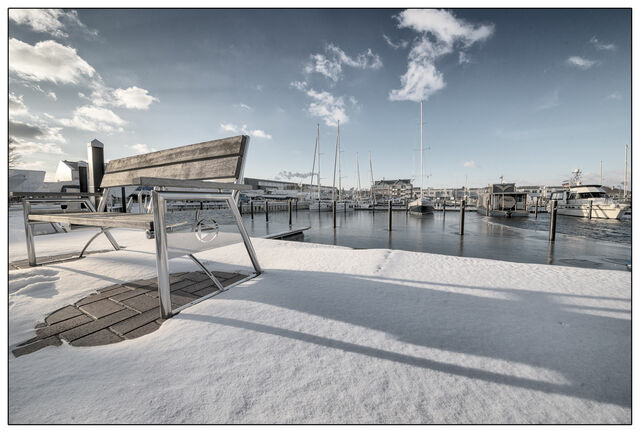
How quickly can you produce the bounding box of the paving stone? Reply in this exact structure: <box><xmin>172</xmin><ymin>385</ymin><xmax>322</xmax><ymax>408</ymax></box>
<box><xmin>110</xmin><ymin>308</ymin><xmax>162</xmax><ymax>335</ymax></box>
<box><xmin>15</xmin><ymin>336</ymin><xmax>40</xmax><ymax>347</ymax></box>
<box><xmin>171</xmin><ymin>293</ymin><xmax>201</xmax><ymax>309</ymax></box>
<box><xmin>45</xmin><ymin>305</ymin><xmax>84</xmax><ymax>325</ymax></box>
<box><xmin>124</xmin><ymin>321</ymin><xmax>160</xmax><ymax>340</ymax></box>
<box><xmin>170</xmin><ymin>278</ymin><xmax>198</xmax><ymax>292</ymax></box>
<box><xmin>110</xmin><ymin>288</ymin><xmax>150</xmax><ymax>301</ymax></box>
<box><xmin>222</xmin><ymin>274</ymin><xmax>248</xmax><ymax>287</ymax></box>
<box><xmin>12</xmin><ymin>336</ymin><xmax>62</xmax><ymax>357</ymax></box>
<box><xmin>173</xmin><ymin>290</ymin><xmax>199</xmax><ymax>300</ymax></box>
<box><xmin>70</xmin><ymin>329</ymin><xmax>123</xmax><ymax>347</ymax></box>
<box><xmin>76</xmin><ymin>286</ymin><xmax>131</xmax><ymax>306</ymax></box>
<box><xmin>79</xmin><ymin>298</ymin><xmax>125</xmax><ymax>319</ymax></box>
<box><xmin>35</xmin><ymin>322</ymin><xmax>47</xmax><ymax>329</ymax></box>
<box><xmin>120</xmin><ymin>294</ymin><xmax>159</xmax><ymax>313</ymax></box>
<box><xmin>214</xmin><ymin>271</ymin><xmax>239</xmax><ymax>280</ymax></box>
<box><xmin>193</xmin><ymin>285</ymin><xmax>220</xmax><ymax>298</ymax></box>
<box><xmin>97</xmin><ymin>283</ymin><xmax>125</xmax><ymax>293</ymax></box>
<box><xmin>36</xmin><ymin>314</ymin><xmax>93</xmax><ymax>339</ymax></box>
<box><xmin>60</xmin><ymin>308</ymin><xmax>137</xmax><ymax>342</ymax></box>
<box><xmin>123</xmin><ymin>279</ymin><xmax>155</xmax><ymax>290</ymax></box>
<box><xmin>180</xmin><ymin>279</ymin><xmax>217</xmax><ymax>294</ymax></box>
<box><xmin>184</xmin><ymin>271</ymin><xmax>210</xmax><ymax>282</ymax></box>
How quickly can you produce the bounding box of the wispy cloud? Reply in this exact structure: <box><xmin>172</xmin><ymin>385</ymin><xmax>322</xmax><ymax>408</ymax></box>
<box><xmin>463</xmin><ymin>160</ymin><xmax>478</xmax><ymax>168</ymax></box>
<box><xmin>389</xmin><ymin>9</ymin><xmax>494</xmax><ymax>102</ymax></box>
<box><xmin>458</xmin><ymin>52</ymin><xmax>471</xmax><ymax>65</ymax></box>
<box><xmin>290</xmin><ymin>81</ymin><xmax>348</xmax><ymax>126</ymax></box>
<box><xmin>9</xmin><ymin>9</ymin><xmax>97</xmax><ymax>38</ymax></box>
<box><xmin>237</xmin><ymin>103</ymin><xmax>252</xmax><ymax>110</ymax></box>
<box><xmin>9</xmin><ymin>119</ymin><xmax>66</xmax><ymax>155</ymax></box>
<box><xmin>9</xmin><ymin>38</ymin><xmax>95</xmax><ymax>84</ymax></box>
<box><xmin>9</xmin><ymin>93</ymin><xmax>28</xmax><ymax>118</ymax></box>
<box><xmin>535</xmin><ymin>89</ymin><xmax>560</xmax><ymax>111</ymax></box>
<box><xmin>305</xmin><ymin>43</ymin><xmax>382</xmax><ymax>82</ymax></box>
<box><xmin>276</xmin><ymin>170</ymin><xmax>313</xmax><ymax>181</ymax></box>
<box><xmin>383</xmin><ymin>34</ymin><xmax>408</xmax><ymax>50</ymax></box>
<box><xmin>606</xmin><ymin>91</ymin><xmax>622</xmax><ymax>100</ymax></box>
<box><xmin>219</xmin><ymin>123</ymin><xmax>272</xmax><ymax>139</ymax></box>
<box><xmin>129</xmin><ymin>143</ymin><xmax>157</xmax><ymax>154</ymax></box>
<box><xmin>589</xmin><ymin>36</ymin><xmax>616</xmax><ymax>51</ymax></box>
<box><xmin>566</xmin><ymin>56</ymin><xmax>597</xmax><ymax>70</ymax></box>
<box><xmin>58</xmin><ymin>105</ymin><xmax>126</xmax><ymax>133</ymax></box>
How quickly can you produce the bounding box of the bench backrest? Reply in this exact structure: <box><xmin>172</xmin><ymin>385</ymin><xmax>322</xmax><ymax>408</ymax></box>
<box><xmin>100</xmin><ymin>135</ymin><xmax>249</xmax><ymax>188</ymax></box>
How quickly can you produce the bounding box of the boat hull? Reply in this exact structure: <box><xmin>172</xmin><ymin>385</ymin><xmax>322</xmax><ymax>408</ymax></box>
<box><xmin>408</xmin><ymin>198</ymin><xmax>434</xmax><ymax>215</ymax></box>
<box><xmin>555</xmin><ymin>204</ymin><xmax>627</xmax><ymax>219</ymax></box>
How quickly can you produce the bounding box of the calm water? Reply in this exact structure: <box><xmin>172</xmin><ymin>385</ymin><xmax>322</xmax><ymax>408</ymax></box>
<box><xmin>243</xmin><ymin>209</ymin><xmax>631</xmax><ymax>271</ymax></box>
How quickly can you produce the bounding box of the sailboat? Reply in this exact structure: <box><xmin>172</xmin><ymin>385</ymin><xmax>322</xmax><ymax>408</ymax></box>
<box><xmin>408</xmin><ymin>100</ymin><xmax>435</xmax><ymax>215</ymax></box>
<box><xmin>309</xmin><ymin>124</ymin><xmax>332</xmax><ymax>211</ymax></box>
<box><xmin>331</xmin><ymin>121</ymin><xmax>355</xmax><ymax>211</ymax></box>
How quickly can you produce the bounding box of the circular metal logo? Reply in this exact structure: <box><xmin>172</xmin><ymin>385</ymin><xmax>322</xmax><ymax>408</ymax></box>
<box><xmin>194</xmin><ymin>217</ymin><xmax>219</xmax><ymax>243</ymax></box>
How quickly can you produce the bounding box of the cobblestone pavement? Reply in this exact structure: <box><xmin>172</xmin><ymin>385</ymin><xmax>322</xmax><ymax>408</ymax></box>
<box><xmin>12</xmin><ymin>270</ymin><xmax>247</xmax><ymax>357</ymax></box>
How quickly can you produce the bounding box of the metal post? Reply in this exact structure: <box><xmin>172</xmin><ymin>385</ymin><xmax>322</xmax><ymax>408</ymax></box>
<box><xmin>388</xmin><ymin>200</ymin><xmax>392</xmax><ymax>231</ymax></box>
<box><xmin>295</xmin><ymin>199</ymin><xmax>298</xmax><ymax>212</ymax></box>
<box><xmin>549</xmin><ymin>200</ymin><xmax>557</xmax><ymax>242</ymax></box>
<box><xmin>152</xmin><ymin>191</ymin><xmax>172</xmax><ymax>319</ymax></box>
<box><xmin>288</xmin><ymin>199</ymin><xmax>292</xmax><ymax>226</ymax></box>
<box><xmin>459</xmin><ymin>199</ymin><xmax>465</xmax><ymax>235</ymax></box>
<box><xmin>121</xmin><ymin>187</ymin><xmax>126</xmax><ymax>213</ymax></box>
<box><xmin>534</xmin><ymin>197</ymin><xmax>538</xmax><ymax>219</ymax></box>
<box><xmin>250</xmin><ymin>200</ymin><xmax>254</xmax><ymax>219</ymax></box>
<box><xmin>443</xmin><ymin>201</ymin><xmax>446</xmax><ymax>213</ymax></box>
<box><xmin>588</xmin><ymin>200</ymin><xmax>593</xmax><ymax>220</ymax></box>
<box><xmin>333</xmin><ymin>200</ymin><xmax>337</xmax><ymax>228</ymax></box>
<box><xmin>265</xmin><ymin>200</ymin><xmax>269</xmax><ymax>222</ymax></box>
<box><xmin>22</xmin><ymin>200</ymin><xmax>37</xmax><ymax>266</ymax></box>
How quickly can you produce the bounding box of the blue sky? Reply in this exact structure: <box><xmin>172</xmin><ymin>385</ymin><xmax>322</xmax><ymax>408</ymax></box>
<box><xmin>8</xmin><ymin>8</ymin><xmax>631</xmax><ymax>189</ymax></box>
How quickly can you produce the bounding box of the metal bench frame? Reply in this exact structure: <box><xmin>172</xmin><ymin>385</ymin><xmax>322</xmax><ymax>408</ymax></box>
<box><xmin>20</xmin><ymin>135</ymin><xmax>262</xmax><ymax>318</ymax></box>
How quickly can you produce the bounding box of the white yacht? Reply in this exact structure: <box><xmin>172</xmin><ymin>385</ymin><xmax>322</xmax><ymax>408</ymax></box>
<box><xmin>408</xmin><ymin>100</ymin><xmax>434</xmax><ymax>215</ymax></box>
<box><xmin>549</xmin><ymin>170</ymin><xmax>629</xmax><ymax>219</ymax></box>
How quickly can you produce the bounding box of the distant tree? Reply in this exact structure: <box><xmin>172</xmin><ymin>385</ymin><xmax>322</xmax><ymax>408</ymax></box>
<box><xmin>9</xmin><ymin>137</ymin><xmax>21</xmax><ymax>168</ymax></box>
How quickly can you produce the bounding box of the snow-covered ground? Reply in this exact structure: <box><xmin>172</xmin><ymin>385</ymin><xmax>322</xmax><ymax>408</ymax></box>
<box><xmin>8</xmin><ymin>209</ymin><xmax>631</xmax><ymax>423</ymax></box>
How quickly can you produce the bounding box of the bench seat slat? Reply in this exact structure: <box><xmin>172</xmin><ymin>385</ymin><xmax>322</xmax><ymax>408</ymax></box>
<box><xmin>29</xmin><ymin>212</ymin><xmax>154</xmax><ymax>230</ymax></box>
<box><xmin>130</xmin><ymin>177</ymin><xmax>252</xmax><ymax>190</ymax></box>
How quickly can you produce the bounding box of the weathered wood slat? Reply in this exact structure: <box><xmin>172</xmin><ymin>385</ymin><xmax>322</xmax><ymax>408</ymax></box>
<box><xmin>105</xmin><ymin>136</ymin><xmax>247</xmax><ymax>173</ymax></box>
<box><xmin>101</xmin><ymin>156</ymin><xmax>242</xmax><ymax>188</ymax></box>
<box><xmin>29</xmin><ymin>212</ymin><xmax>154</xmax><ymax>230</ymax></box>
<box><xmin>130</xmin><ymin>177</ymin><xmax>252</xmax><ymax>190</ymax></box>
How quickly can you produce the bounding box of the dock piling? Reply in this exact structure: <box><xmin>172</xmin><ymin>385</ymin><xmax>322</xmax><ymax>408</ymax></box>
<box><xmin>288</xmin><ymin>199</ymin><xmax>292</xmax><ymax>226</ymax></box>
<box><xmin>265</xmin><ymin>200</ymin><xmax>269</xmax><ymax>222</ymax></box>
<box><xmin>333</xmin><ymin>200</ymin><xmax>337</xmax><ymax>228</ymax></box>
<box><xmin>459</xmin><ymin>199</ymin><xmax>466</xmax><ymax>235</ymax></box>
<box><xmin>549</xmin><ymin>200</ymin><xmax>557</xmax><ymax>241</ymax></box>
<box><xmin>388</xmin><ymin>200</ymin><xmax>392</xmax><ymax>231</ymax></box>
<box><xmin>534</xmin><ymin>197</ymin><xmax>538</xmax><ymax>219</ymax></box>
<box><xmin>250</xmin><ymin>200</ymin><xmax>254</xmax><ymax>220</ymax></box>
<box><xmin>588</xmin><ymin>200</ymin><xmax>593</xmax><ymax>220</ymax></box>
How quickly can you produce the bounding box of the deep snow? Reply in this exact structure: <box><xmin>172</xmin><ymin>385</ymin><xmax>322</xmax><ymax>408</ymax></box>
<box><xmin>8</xmin><ymin>210</ymin><xmax>631</xmax><ymax>423</ymax></box>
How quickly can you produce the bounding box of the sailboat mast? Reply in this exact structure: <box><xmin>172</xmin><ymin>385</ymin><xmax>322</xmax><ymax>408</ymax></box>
<box><xmin>332</xmin><ymin>121</ymin><xmax>338</xmax><ymax>201</ymax></box>
<box><xmin>338</xmin><ymin>121</ymin><xmax>342</xmax><ymax>201</ymax></box>
<box><xmin>317</xmin><ymin>124</ymin><xmax>321</xmax><ymax>200</ymax></box>
<box><xmin>310</xmin><ymin>133</ymin><xmax>318</xmax><ymax>192</ymax></box>
<box><xmin>356</xmin><ymin>152</ymin><xmax>361</xmax><ymax>198</ymax></box>
<box><xmin>369</xmin><ymin>152</ymin><xmax>374</xmax><ymax>201</ymax></box>
<box><xmin>624</xmin><ymin>144</ymin><xmax>628</xmax><ymax>198</ymax></box>
<box><xmin>420</xmin><ymin>99</ymin><xmax>424</xmax><ymax>199</ymax></box>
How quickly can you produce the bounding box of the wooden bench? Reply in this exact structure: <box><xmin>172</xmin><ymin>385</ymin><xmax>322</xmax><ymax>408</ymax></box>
<box><xmin>22</xmin><ymin>135</ymin><xmax>262</xmax><ymax>318</ymax></box>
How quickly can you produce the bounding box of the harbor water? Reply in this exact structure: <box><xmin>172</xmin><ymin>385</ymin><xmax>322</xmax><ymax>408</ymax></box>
<box><xmin>243</xmin><ymin>209</ymin><xmax>631</xmax><ymax>271</ymax></box>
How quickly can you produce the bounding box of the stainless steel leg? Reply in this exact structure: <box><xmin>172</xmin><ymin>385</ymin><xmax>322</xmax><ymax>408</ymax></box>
<box><xmin>187</xmin><ymin>254</ymin><xmax>225</xmax><ymax>291</ymax></box>
<box><xmin>227</xmin><ymin>196</ymin><xmax>262</xmax><ymax>275</ymax></box>
<box><xmin>85</xmin><ymin>198</ymin><xmax>121</xmax><ymax>251</ymax></box>
<box><xmin>153</xmin><ymin>191</ymin><xmax>172</xmax><ymax>318</ymax></box>
<box><xmin>22</xmin><ymin>201</ymin><xmax>37</xmax><ymax>266</ymax></box>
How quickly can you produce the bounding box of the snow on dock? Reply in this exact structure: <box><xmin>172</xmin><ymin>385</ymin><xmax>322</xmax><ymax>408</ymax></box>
<box><xmin>8</xmin><ymin>211</ymin><xmax>631</xmax><ymax>423</ymax></box>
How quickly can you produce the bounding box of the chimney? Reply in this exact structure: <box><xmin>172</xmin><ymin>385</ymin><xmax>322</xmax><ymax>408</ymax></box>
<box><xmin>87</xmin><ymin>139</ymin><xmax>105</xmax><ymax>207</ymax></box>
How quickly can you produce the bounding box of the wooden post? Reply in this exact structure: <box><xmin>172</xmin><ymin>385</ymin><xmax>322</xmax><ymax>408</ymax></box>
<box><xmin>588</xmin><ymin>200</ymin><xmax>593</xmax><ymax>220</ymax></box>
<box><xmin>288</xmin><ymin>199</ymin><xmax>292</xmax><ymax>226</ymax></box>
<box><xmin>332</xmin><ymin>200</ymin><xmax>337</xmax><ymax>228</ymax></box>
<box><xmin>534</xmin><ymin>197</ymin><xmax>538</xmax><ymax>219</ymax></box>
<box><xmin>549</xmin><ymin>200</ymin><xmax>557</xmax><ymax>241</ymax></box>
<box><xmin>265</xmin><ymin>200</ymin><xmax>269</xmax><ymax>222</ymax></box>
<box><xmin>250</xmin><ymin>200</ymin><xmax>254</xmax><ymax>219</ymax></box>
<box><xmin>459</xmin><ymin>199</ymin><xmax>466</xmax><ymax>235</ymax></box>
<box><xmin>406</xmin><ymin>200</ymin><xmax>409</xmax><ymax>213</ymax></box>
<box><xmin>295</xmin><ymin>199</ymin><xmax>298</xmax><ymax>213</ymax></box>
<box><xmin>388</xmin><ymin>200</ymin><xmax>392</xmax><ymax>231</ymax></box>
<box><xmin>443</xmin><ymin>201</ymin><xmax>446</xmax><ymax>213</ymax></box>
<box><xmin>121</xmin><ymin>187</ymin><xmax>126</xmax><ymax>213</ymax></box>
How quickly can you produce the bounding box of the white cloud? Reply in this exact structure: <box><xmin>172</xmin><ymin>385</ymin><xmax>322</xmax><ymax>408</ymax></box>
<box><xmin>9</xmin><ymin>38</ymin><xmax>95</xmax><ymax>84</ymax></box>
<box><xmin>112</xmin><ymin>86</ymin><xmax>158</xmax><ymax>110</ymax></box>
<box><xmin>129</xmin><ymin>143</ymin><xmax>156</xmax><ymax>154</ymax></box>
<box><xmin>383</xmin><ymin>34</ymin><xmax>408</xmax><ymax>50</ymax></box>
<box><xmin>390</xmin><ymin>9</ymin><xmax>494</xmax><ymax>102</ymax></box>
<box><xmin>218</xmin><ymin>123</ymin><xmax>272</xmax><ymax>139</ymax></box>
<box><xmin>11</xmin><ymin>139</ymin><xmax>64</xmax><ymax>156</ymax></box>
<box><xmin>606</xmin><ymin>91</ymin><xmax>622</xmax><ymax>100</ymax></box>
<box><xmin>58</xmin><ymin>105</ymin><xmax>126</xmax><ymax>133</ymax></box>
<box><xmin>535</xmin><ymin>89</ymin><xmax>560</xmax><ymax>111</ymax></box>
<box><xmin>290</xmin><ymin>81</ymin><xmax>348</xmax><ymax>126</ymax></box>
<box><xmin>9</xmin><ymin>93</ymin><xmax>28</xmax><ymax>117</ymax></box>
<box><xmin>305</xmin><ymin>43</ymin><xmax>382</xmax><ymax>82</ymax></box>
<box><xmin>47</xmin><ymin>91</ymin><xmax>57</xmax><ymax>100</ymax></box>
<box><xmin>463</xmin><ymin>160</ymin><xmax>478</xmax><ymax>168</ymax></box>
<box><xmin>566</xmin><ymin>56</ymin><xmax>597</xmax><ymax>70</ymax></box>
<box><xmin>590</xmin><ymin>36</ymin><xmax>616</xmax><ymax>51</ymax></box>
<box><xmin>458</xmin><ymin>52</ymin><xmax>471</xmax><ymax>64</ymax></box>
<box><xmin>9</xmin><ymin>9</ymin><xmax>96</xmax><ymax>38</ymax></box>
